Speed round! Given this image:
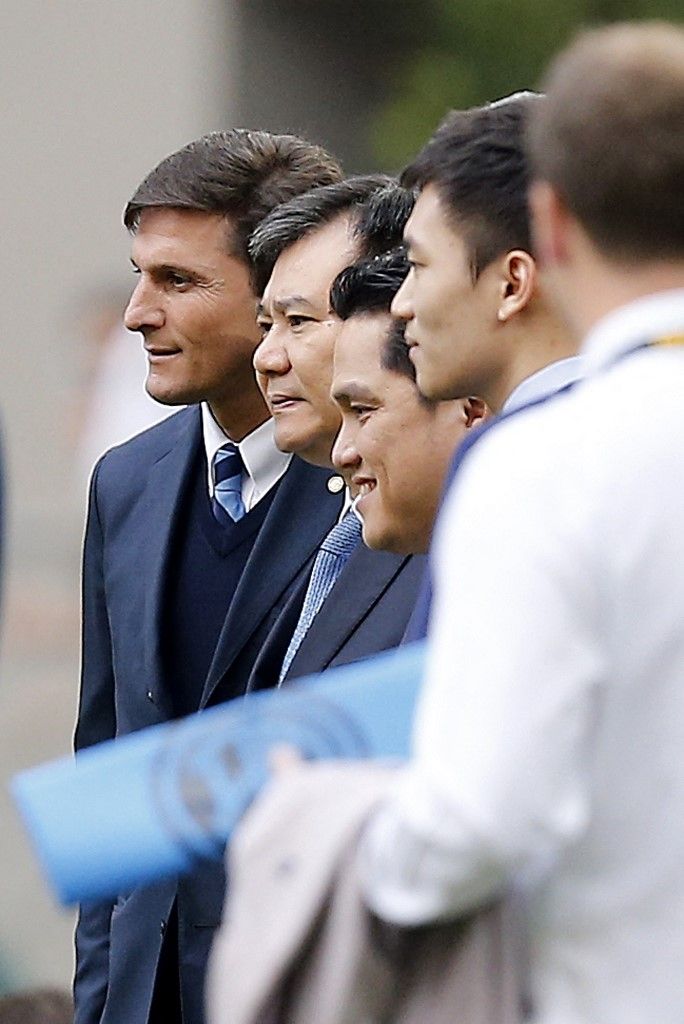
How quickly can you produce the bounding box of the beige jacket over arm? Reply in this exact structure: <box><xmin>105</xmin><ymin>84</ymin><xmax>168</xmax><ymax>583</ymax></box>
<box><xmin>208</xmin><ymin>762</ymin><xmax>525</xmax><ymax>1024</ymax></box>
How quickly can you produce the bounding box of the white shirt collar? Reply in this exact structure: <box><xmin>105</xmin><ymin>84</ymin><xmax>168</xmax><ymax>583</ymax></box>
<box><xmin>501</xmin><ymin>356</ymin><xmax>585</xmax><ymax>415</ymax></box>
<box><xmin>201</xmin><ymin>403</ymin><xmax>291</xmax><ymax>508</ymax></box>
<box><xmin>582</xmin><ymin>289</ymin><xmax>684</xmax><ymax>376</ymax></box>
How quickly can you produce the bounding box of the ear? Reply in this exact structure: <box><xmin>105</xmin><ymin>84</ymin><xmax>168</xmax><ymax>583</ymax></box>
<box><xmin>462</xmin><ymin>397</ymin><xmax>489</xmax><ymax>430</ymax></box>
<box><xmin>529</xmin><ymin>180</ymin><xmax>571</xmax><ymax>269</ymax></box>
<box><xmin>496</xmin><ymin>249</ymin><xmax>537</xmax><ymax>324</ymax></box>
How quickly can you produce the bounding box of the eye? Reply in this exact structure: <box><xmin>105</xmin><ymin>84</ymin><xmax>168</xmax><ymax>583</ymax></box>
<box><xmin>166</xmin><ymin>270</ymin><xmax>193</xmax><ymax>290</ymax></box>
<box><xmin>350</xmin><ymin>403</ymin><xmax>374</xmax><ymax>420</ymax></box>
<box><xmin>287</xmin><ymin>314</ymin><xmax>315</xmax><ymax>330</ymax></box>
<box><xmin>256</xmin><ymin>319</ymin><xmax>272</xmax><ymax>337</ymax></box>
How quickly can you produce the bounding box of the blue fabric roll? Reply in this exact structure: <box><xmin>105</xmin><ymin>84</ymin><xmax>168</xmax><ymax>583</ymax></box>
<box><xmin>12</xmin><ymin>642</ymin><xmax>425</xmax><ymax>906</ymax></box>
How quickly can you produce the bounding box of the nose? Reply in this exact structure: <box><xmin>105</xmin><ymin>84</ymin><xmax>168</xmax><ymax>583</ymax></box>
<box><xmin>390</xmin><ymin>271</ymin><xmax>414</xmax><ymax>322</ymax></box>
<box><xmin>124</xmin><ymin>277</ymin><xmax>164</xmax><ymax>332</ymax></box>
<box><xmin>253</xmin><ymin>329</ymin><xmax>290</xmax><ymax>376</ymax></box>
<box><xmin>331</xmin><ymin>419</ymin><xmax>360</xmax><ymax>473</ymax></box>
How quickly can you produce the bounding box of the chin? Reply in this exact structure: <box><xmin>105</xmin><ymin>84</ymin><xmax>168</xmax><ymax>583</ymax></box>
<box><xmin>414</xmin><ymin>369</ymin><xmax>443</xmax><ymax>402</ymax></box>
<box><xmin>362</xmin><ymin>521</ymin><xmax>402</xmax><ymax>555</ymax></box>
<box><xmin>145</xmin><ymin>377</ymin><xmax>197</xmax><ymax>407</ymax></box>
<box><xmin>145</xmin><ymin>386</ymin><xmax>188</xmax><ymax>407</ymax></box>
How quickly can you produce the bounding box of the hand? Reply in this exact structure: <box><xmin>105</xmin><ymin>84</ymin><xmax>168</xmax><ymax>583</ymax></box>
<box><xmin>268</xmin><ymin>743</ymin><xmax>304</xmax><ymax>775</ymax></box>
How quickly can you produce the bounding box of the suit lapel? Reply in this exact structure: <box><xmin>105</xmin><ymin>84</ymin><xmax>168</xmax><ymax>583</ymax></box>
<box><xmin>141</xmin><ymin>407</ymin><xmax>202</xmax><ymax>709</ymax></box>
<box><xmin>286</xmin><ymin>544</ymin><xmax>411</xmax><ymax>678</ymax></box>
<box><xmin>201</xmin><ymin>457</ymin><xmax>343</xmax><ymax>705</ymax></box>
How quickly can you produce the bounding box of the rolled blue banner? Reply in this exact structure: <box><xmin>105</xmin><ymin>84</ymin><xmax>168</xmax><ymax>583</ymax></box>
<box><xmin>11</xmin><ymin>642</ymin><xmax>425</xmax><ymax>906</ymax></box>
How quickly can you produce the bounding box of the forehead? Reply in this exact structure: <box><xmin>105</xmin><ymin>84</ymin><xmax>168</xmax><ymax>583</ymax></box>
<box><xmin>333</xmin><ymin>312</ymin><xmax>389</xmax><ymax>382</ymax></box>
<box><xmin>131</xmin><ymin>207</ymin><xmax>234</xmax><ymax>262</ymax></box>
<box><xmin>406</xmin><ymin>183</ymin><xmax>468</xmax><ymax>257</ymax></box>
<box><xmin>263</xmin><ymin>214</ymin><xmax>357</xmax><ymax>309</ymax></box>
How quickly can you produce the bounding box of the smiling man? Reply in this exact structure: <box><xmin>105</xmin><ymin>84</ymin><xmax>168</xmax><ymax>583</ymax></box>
<box><xmin>330</xmin><ymin>250</ymin><xmax>485</xmax><ymax>555</ymax></box>
<box><xmin>74</xmin><ymin>130</ymin><xmax>343</xmax><ymax>1024</ymax></box>
<box><xmin>246</xmin><ymin>179</ymin><xmax>425</xmax><ymax>690</ymax></box>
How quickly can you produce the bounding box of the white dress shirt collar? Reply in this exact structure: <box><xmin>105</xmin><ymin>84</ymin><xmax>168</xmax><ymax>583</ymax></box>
<box><xmin>201</xmin><ymin>403</ymin><xmax>291</xmax><ymax>510</ymax></box>
<box><xmin>501</xmin><ymin>355</ymin><xmax>585</xmax><ymax>415</ymax></box>
<box><xmin>582</xmin><ymin>288</ymin><xmax>684</xmax><ymax>376</ymax></box>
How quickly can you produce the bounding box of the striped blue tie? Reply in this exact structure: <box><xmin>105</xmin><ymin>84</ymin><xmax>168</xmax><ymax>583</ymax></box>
<box><xmin>279</xmin><ymin>510</ymin><xmax>362</xmax><ymax>684</ymax></box>
<box><xmin>212</xmin><ymin>443</ymin><xmax>246</xmax><ymax>524</ymax></box>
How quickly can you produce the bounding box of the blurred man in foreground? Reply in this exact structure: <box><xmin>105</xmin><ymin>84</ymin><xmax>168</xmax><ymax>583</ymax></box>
<box><xmin>360</xmin><ymin>21</ymin><xmax>684</xmax><ymax>1024</ymax></box>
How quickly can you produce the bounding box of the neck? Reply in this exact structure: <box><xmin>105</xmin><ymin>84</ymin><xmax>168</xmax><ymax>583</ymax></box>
<box><xmin>209</xmin><ymin>387</ymin><xmax>271</xmax><ymax>442</ymax></box>
<box><xmin>576</xmin><ymin>264</ymin><xmax>684</xmax><ymax>339</ymax></box>
<box><xmin>486</xmin><ymin>315</ymin><xmax>579</xmax><ymax>414</ymax></box>
<box><xmin>554</xmin><ymin>233</ymin><xmax>684</xmax><ymax>339</ymax></box>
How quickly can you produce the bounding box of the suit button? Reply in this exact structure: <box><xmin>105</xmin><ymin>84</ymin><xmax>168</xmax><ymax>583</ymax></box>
<box><xmin>146</xmin><ymin>690</ymin><xmax>155</xmax><ymax>703</ymax></box>
<box><xmin>160</xmin><ymin>920</ymin><xmax>167</xmax><ymax>936</ymax></box>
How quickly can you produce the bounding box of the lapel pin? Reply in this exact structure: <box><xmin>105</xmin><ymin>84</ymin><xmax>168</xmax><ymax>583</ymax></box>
<box><xmin>327</xmin><ymin>475</ymin><xmax>344</xmax><ymax>494</ymax></box>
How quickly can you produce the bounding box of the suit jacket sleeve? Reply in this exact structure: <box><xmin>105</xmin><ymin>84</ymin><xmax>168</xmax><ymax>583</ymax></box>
<box><xmin>73</xmin><ymin>457</ymin><xmax>116</xmax><ymax>1023</ymax></box>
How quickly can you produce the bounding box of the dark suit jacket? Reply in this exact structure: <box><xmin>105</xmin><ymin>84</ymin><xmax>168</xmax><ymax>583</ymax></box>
<box><xmin>247</xmin><ymin>536</ymin><xmax>426</xmax><ymax>691</ymax></box>
<box><xmin>73</xmin><ymin>406</ymin><xmax>343</xmax><ymax>1024</ymax></box>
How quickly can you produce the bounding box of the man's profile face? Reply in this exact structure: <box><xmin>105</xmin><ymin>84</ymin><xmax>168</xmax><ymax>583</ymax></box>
<box><xmin>331</xmin><ymin>311</ymin><xmax>472</xmax><ymax>554</ymax></box>
<box><xmin>124</xmin><ymin>208</ymin><xmax>262</xmax><ymax>409</ymax></box>
<box><xmin>254</xmin><ymin>215</ymin><xmax>356</xmax><ymax>468</ymax></box>
<box><xmin>391</xmin><ymin>184</ymin><xmax>502</xmax><ymax>403</ymax></box>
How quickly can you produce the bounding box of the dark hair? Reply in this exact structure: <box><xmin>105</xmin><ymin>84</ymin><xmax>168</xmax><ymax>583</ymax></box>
<box><xmin>354</xmin><ymin>183</ymin><xmax>415</xmax><ymax>258</ymax></box>
<box><xmin>248</xmin><ymin>174</ymin><xmax>393</xmax><ymax>296</ymax></box>
<box><xmin>0</xmin><ymin>988</ymin><xmax>72</xmax><ymax>1024</ymax></box>
<box><xmin>330</xmin><ymin>249</ymin><xmax>420</xmax><ymax>387</ymax></box>
<box><xmin>123</xmin><ymin>129</ymin><xmax>343</xmax><ymax>268</ymax></box>
<box><xmin>330</xmin><ymin>248</ymin><xmax>409</xmax><ymax>320</ymax></box>
<box><xmin>529</xmin><ymin>22</ymin><xmax>684</xmax><ymax>262</ymax></box>
<box><xmin>402</xmin><ymin>93</ymin><xmax>543</xmax><ymax>277</ymax></box>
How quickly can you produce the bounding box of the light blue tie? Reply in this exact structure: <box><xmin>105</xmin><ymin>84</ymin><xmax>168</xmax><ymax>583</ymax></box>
<box><xmin>279</xmin><ymin>510</ymin><xmax>362</xmax><ymax>684</ymax></box>
<box><xmin>211</xmin><ymin>443</ymin><xmax>246</xmax><ymax>524</ymax></box>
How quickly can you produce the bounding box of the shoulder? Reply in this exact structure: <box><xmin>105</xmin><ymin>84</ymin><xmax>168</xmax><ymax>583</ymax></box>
<box><xmin>93</xmin><ymin>406</ymin><xmax>200</xmax><ymax>480</ymax></box>
<box><xmin>88</xmin><ymin>406</ymin><xmax>201</xmax><ymax>519</ymax></box>
<box><xmin>278</xmin><ymin>454</ymin><xmax>344</xmax><ymax>499</ymax></box>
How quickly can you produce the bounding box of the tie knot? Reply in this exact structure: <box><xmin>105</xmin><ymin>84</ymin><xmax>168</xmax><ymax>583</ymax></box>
<box><xmin>320</xmin><ymin>510</ymin><xmax>362</xmax><ymax>558</ymax></box>
<box><xmin>213</xmin><ymin>443</ymin><xmax>243</xmax><ymax>486</ymax></box>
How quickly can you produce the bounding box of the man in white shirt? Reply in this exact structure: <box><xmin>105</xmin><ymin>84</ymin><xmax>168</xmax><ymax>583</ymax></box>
<box><xmin>360</xmin><ymin>21</ymin><xmax>684</xmax><ymax>1024</ymax></box>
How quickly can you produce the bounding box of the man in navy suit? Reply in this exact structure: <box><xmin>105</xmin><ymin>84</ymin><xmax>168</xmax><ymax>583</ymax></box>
<box><xmin>248</xmin><ymin>179</ymin><xmax>426</xmax><ymax>688</ymax></box>
<box><xmin>329</xmin><ymin>249</ymin><xmax>485</xmax><ymax>557</ymax></box>
<box><xmin>74</xmin><ymin>130</ymin><xmax>343</xmax><ymax>1024</ymax></box>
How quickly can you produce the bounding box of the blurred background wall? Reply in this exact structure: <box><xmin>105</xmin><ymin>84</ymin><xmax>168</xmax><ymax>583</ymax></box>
<box><xmin>0</xmin><ymin>0</ymin><xmax>680</xmax><ymax>996</ymax></box>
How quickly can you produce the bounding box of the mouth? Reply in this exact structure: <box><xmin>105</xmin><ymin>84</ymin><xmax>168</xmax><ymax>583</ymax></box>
<box><xmin>145</xmin><ymin>346</ymin><xmax>182</xmax><ymax>362</ymax></box>
<box><xmin>351</xmin><ymin>477</ymin><xmax>376</xmax><ymax>504</ymax></box>
<box><xmin>267</xmin><ymin>393</ymin><xmax>303</xmax><ymax>412</ymax></box>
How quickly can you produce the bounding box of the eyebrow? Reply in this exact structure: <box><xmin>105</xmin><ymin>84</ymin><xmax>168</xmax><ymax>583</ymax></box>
<box><xmin>332</xmin><ymin>381</ymin><xmax>377</xmax><ymax>404</ymax></box>
<box><xmin>129</xmin><ymin>257</ymin><xmax>197</xmax><ymax>277</ymax></box>
<box><xmin>403</xmin><ymin>232</ymin><xmax>425</xmax><ymax>257</ymax></box>
<box><xmin>272</xmin><ymin>294</ymin><xmax>317</xmax><ymax>314</ymax></box>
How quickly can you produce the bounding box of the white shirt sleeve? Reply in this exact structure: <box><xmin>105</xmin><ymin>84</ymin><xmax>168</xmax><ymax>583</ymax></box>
<box><xmin>358</xmin><ymin>418</ymin><xmax>604</xmax><ymax>926</ymax></box>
